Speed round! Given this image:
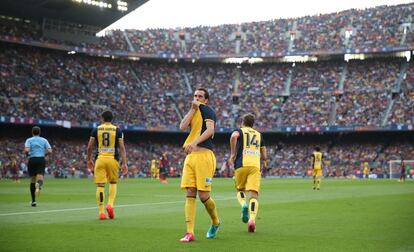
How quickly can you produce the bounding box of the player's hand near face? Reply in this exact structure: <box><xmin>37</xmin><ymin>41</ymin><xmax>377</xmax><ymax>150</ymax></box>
<box><xmin>191</xmin><ymin>100</ymin><xmax>199</xmax><ymax>111</ymax></box>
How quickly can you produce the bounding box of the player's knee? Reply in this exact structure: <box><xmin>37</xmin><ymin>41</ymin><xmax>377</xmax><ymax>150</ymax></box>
<box><xmin>186</xmin><ymin>187</ymin><xmax>197</xmax><ymax>197</ymax></box>
<box><xmin>198</xmin><ymin>191</ymin><xmax>210</xmax><ymax>202</ymax></box>
<box><xmin>96</xmin><ymin>183</ymin><xmax>105</xmax><ymax>187</ymax></box>
<box><xmin>249</xmin><ymin>190</ymin><xmax>259</xmax><ymax>199</ymax></box>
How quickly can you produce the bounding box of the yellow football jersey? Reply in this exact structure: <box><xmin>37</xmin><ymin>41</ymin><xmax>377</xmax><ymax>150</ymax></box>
<box><xmin>312</xmin><ymin>151</ymin><xmax>323</xmax><ymax>170</ymax></box>
<box><xmin>91</xmin><ymin>123</ymin><xmax>123</xmax><ymax>160</ymax></box>
<box><xmin>183</xmin><ymin>103</ymin><xmax>216</xmax><ymax>150</ymax></box>
<box><xmin>234</xmin><ymin>127</ymin><xmax>264</xmax><ymax>169</ymax></box>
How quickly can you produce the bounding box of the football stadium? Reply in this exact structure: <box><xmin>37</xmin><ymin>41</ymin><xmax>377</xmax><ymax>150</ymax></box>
<box><xmin>0</xmin><ymin>0</ymin><xmax>413</xmax><ymax>251</ymax></box>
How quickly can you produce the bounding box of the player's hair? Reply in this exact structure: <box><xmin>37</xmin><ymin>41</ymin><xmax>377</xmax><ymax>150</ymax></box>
<box><xmin>242</xmin><ymin>113</ymin><xmax>255</xmax><ymax>127</ymax></box>
<box><xmin>101</xmin><ymin>110</ymin><xmax>113</xmax><ymax>122</ymax></box>
<box><xmin>196</xmin><ymin>87</ymin><xmax>209</xmax><ymax>100</ymax></box>
<box><xmin>32</xmin><ymin>126</ymin><xmax>41</xmax><ymax>136</ymax></box>
<box><xmin>315</xmin><ymin>147</ymin><xmax>321</xmax><ymax>152</ymax></box>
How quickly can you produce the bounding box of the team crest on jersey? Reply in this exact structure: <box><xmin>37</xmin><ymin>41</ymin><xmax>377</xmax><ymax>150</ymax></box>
<box><xmin>205</xmin><ymin>177</ymin><xmax>212</xmax><ymax>185</ymax></box>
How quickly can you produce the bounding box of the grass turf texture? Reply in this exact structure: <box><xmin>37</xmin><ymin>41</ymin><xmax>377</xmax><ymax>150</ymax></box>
<box><xmin>0</xmin><ymin>178</ymin><xmax>413</xmax><ymax>252</ymax></box>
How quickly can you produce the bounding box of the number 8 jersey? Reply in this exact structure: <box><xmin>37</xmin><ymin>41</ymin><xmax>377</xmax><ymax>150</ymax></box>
<box><xmin>234</xmin><ymin>127</ymin><xmax>265</xmax><ymax>169</ymax></box>
<box><xmin>91</xmin><ymin>123</ymin><xmax>123</xmax><ymax>161</ymax></box>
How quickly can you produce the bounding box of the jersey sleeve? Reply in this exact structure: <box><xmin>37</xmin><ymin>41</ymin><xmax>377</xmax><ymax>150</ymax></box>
<box><xmin>116</xmin><ymin>128</ymin><xmax>124</xmax><ymax>140</ymax></box>
<box><xmin>202</xmin><ymin>106</ymin><xmax>216</xmax><ymax>122</ymax></box>
<box><xmin>45</xmin><ymin>139</ymin><xmax>52</xmax><ymax>149</ymax></box>
<box><xmin>232</xmin><ymin>129</ymin><xmax>241</xmax><ymax>137</ymax></box>
<box><xmin>260</xmin><ymin>133</ymin><xmax>265</xmax><ymax>147</ymax></box>
<box><xmin>90</xmin><ymin>128</ymin><xmax>97</xmax><ymax>138</ymax></box>
<box><xmin>24</xmin><ymin>139</ymin><xmax>30</xmax><ymax>148</ymax></box>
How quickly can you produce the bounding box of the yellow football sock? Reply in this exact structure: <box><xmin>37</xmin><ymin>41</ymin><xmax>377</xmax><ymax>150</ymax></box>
<box><xmin>249</xmin><ymin>198</ymin><xmax>259</xmax><ymax>222</ymax></box>
<box><xmin>108</xmin><ymin>183</ymin><xmax>117</xmax><ymax>207</ymax></box>
<box><xmin>96</xmin><ymin>186</ymin><xmax>105</xmax><ymax>214</ymax></box>
<box><xmin>313</xmin><ymin>177</ymin><xmax>316</xmax><ymax>188</ymax></box>
<box><xmin>237</xmin><ymin>191</ymin><xmax>247</xmax><ymax>206</ymax></box>
<box><xmin>185</xmin><ymin>197</ymin><xmax>196</xmax><ymax>234</ymax></box>
<box><xmin>317</xmin><ymin>178</ymin><xmax>321</xmax><ymax>189</ymax></box>
<box><xmin>203</xmin><ymin>197</ymin><xmax>220</xmax><ymax>226</ymax></box>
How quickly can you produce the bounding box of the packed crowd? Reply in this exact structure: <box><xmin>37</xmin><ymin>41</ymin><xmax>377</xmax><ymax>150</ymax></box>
<box><xmin>2</xmin><ymin>135</ymin><xmax>412</xmax><ymax>179</ymax></box>
<box><xmin>1</xmin><ymin>3</ymin><xmax>413</xmax><ymax>55</ymax></box>
<box><xmin>0</xmin><ymin>137</ymin><xmax>230</xmax><ymax>179</ymax></box>
<box><xmin>1</xmin><ymin>44</ymin><xmax>413</xmax><ymax>129</ymax></box>
<box><xmin>267</xmin><ymin>140</ymin><xmax>414</xmax><ymax>177</ymax></box>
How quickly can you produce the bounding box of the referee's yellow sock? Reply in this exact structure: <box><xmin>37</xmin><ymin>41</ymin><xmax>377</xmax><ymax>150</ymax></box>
<box><xmin>203</xmin><ymin>197</ymin><xmax>220</xmax><ymax>226</ymax></box>
<box><xmin>108</xmin><ymin>183</ymin><xmax>117</xmax><ymax>207</ymax></box>
<box><xmin>96</xmin><ymin>186</ymin><xmax>105</xmax><ymax>214</ymax></box>
<box><xmin>237</xmin><ymin>191</ymin><xmax>247</xmax><ymax>206</ymax></box>
<box><xmin>185</xmin><ymin>196</ymin><xmax>196</xmax><ymax>234</ymax></box>
<box><xmin>249</xmin><ymin>198</ymin><xmax>259</xmax><ymax>222</ymax></box>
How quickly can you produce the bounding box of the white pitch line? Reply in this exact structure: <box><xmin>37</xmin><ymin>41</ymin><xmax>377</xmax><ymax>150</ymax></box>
<box><xmin>0</xmin><ymin>197</ymin><xmax>234</xmax><ymax>217</ymax></box>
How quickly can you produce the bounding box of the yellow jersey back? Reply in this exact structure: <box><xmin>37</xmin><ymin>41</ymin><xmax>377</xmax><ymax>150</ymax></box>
<box><xmin>91</xmin><ymin>123</ymin><xmax>123</xmax><ymax>160</ymax></box>
<box><xmin>234</xmin><ymin>127</ymin><xmax>264</xmax><ymax>169</ymax></box>
<box><xmin>312</xmin><ymin>151</ymin><xmax>323</xmax><ymax>170</ymax></box>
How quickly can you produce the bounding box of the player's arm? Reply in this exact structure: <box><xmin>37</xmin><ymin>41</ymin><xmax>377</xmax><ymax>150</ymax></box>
<box><xmin>86</xmin><ymin>137</ymin><xmax>96</xmax><ymax>170</ymax></box>
<box><xmin>228</xmin><ymin>131</ymin><xmax>239</xmax><ymax>167</ymax></box>
<box><xmin>260</xmin><ymin>146</ymin><xmax>267</xmax><ymax>169</ymax></box>
<box><xmin>184</xmin><ymin>119</ymin><xmax>214</xmax><ymax>153</ymax></box>
<box><xmin>179</xmin><ymin>101</ymin><xmax>199</xmax><ymax>131</ymax></box>
<box><xmin>24</xmin><ymin>139</ymin><xmax>30</xmax><ymax>155</ymax></box>
<box><xmin>260</xmin><ymin>134</ymin><xmax>267</xmax><ymax>169</ymax></box>
<box><xmin>118</xmin><ymin>137</ymin><xmax>128</xmax><ymax>175</ymax></box>
<box><xmin>45</xmin><ymin>140</ymin><xmax>52</xmax><ymax>155</ymax></box>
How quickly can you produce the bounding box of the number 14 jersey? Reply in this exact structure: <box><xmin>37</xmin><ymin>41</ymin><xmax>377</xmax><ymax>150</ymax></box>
<box><xmin>234</xmin><ymin>127</ymin><xmax>265</xmax><ymax>169</ymax></box>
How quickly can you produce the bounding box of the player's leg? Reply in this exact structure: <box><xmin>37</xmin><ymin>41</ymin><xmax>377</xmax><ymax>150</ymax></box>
<box><xmin>106</xmin><ymin>159</ymin><xmax>119</xmax><ymax>219</ymax></box>
<box><xmin>180</xmin><ymin>155</ymin><xmax>196</xmax><ymax>242</ymax></box>
<box><xmin>30</xmin><ymin>176</ymin><xmax>37</xmax><ymax>206</ymax></box>
<box><xmin>197</xmin><ymin>151</ymin><xmax>220</xmax><ymax>238</ymax></box>
<box><xmin>246</xmin><ymin>167</ymin><xmax>261</xmax><ymax>232</ymax></box>
<box><xmin>200</xmin><ymin>190</ymin><xmax>220</xmax><ymax>238</ymax></box>
<box><xmin>316</xmin><ymin>170</ymin><xmax>322</xmax><ymax>190</ymax></box>
<box><xmin>94</xmin><ymin>159</ymin><xmax>107</xmax><ymax>220</ymax></box>
<box><xmin>33</xmin><ymin>158</ymin><xmax>45</xmax><ymax>197</ymax></box>
<box><xmin>248</xmin><ymin>190</ymin><xmax>259</xmax><ymax>232</ymax></box>
<box><xmin>28</xmin><ymin>158</ymin><xmax>37</xmax><ymax>206</ymax></box>
<box><xmin>313</xmin><ymin>173</ymin><xmax>316</xmax><ymax>190</ymax></box>
<box><xmin>35</xmin><ymin>174</ymin><xmax>44</xmax><ymax>196</ymax></box>
<box><xmin>235</xmin><ymin>167</ymin><xmax>249</xmax><ymax>223</ymax></box>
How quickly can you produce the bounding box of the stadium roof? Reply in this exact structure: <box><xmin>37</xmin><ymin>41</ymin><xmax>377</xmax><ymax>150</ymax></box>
<box><xmin>0</xmin><ymin>0</ymin><xmax>149</xmax><ymax>28</ymax></box>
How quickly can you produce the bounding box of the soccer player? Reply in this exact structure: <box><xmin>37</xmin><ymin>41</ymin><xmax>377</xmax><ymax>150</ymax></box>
<box><xmin>87</xmin><ymin>111</ymin><xmax>128</xmax><ymax>220</ymax></box>
<box><xmin>10</xmin><ymin>155</ymin><xmax>20</xmax><ymax>184</ymax></box>
<box><xmin>228</xmin><ymin>114</ymin><xmax>267</xmax><ymax>233</ymax></box>
<box><xmin>312</xmin><ymin>147</ymin><xmax>323</xmax><ymax>190</ymax></box>
<box><xmin>24</xmin><ymin>126</ymin><xmax>52</xmax><ymax>207</ymax></box>
<box><xmin>363</xmin><ymin>161</ymin><xmax>370</xmax><ymax>179</ymax></box>
<box><xmin>150</xmin><ymin>158</ymin><xmax>158</xmax><ymax>180</ymax></box>
<box><xmin>159</xmin><ymin>153</ymin><xmax>169</xmax><ymax>184</ymax></box>
<box><xmin>179</xmin><ymin>87</ymin><xmax>220</xmax><ymax>242</ymax></box>
<box><xmin>399</xmin><ymin>159</ymin><xmax>406</xmax><ymax>182</ymax></box>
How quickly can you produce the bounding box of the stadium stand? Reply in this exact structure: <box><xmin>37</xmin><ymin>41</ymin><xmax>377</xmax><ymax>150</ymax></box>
<box><xmin>1</xmin><ymin>3</ymin><xmax>413</xmax><ymax>179</ymax></box>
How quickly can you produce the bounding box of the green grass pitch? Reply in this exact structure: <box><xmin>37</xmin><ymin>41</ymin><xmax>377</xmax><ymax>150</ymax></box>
<box><xmin>0</xmin><ymin>178</ymin><xmax>413</xmax><ymax>252</ymax></box>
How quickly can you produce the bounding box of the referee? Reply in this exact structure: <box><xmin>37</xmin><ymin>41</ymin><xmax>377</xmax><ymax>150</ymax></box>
<box><xmin>24</xmin><ymin>126</ymin><xmax>52</xmax><ymax>207</ymax></box>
